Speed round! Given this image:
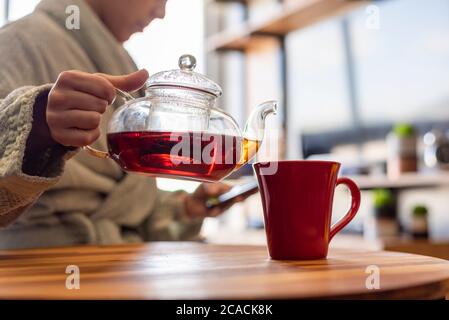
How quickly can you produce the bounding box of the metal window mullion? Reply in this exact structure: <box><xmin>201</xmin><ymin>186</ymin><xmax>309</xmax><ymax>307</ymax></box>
<box><xmin>341</xmin><ymin>17</ymin><xmax>360</xmax><ymax>130</ymax></box>
<box><xmin>341</xmin><ymin>16</ymin><xmax>363</xmax><ymax>158</ymax></box>
<box><xmin>0</xmin><ymin>0</ymin><xmax>8</xmax><ymax>25</ymax></box>
<box><xmin>4</xmin><ymin>0</ymin><xmax>9</xmax><ymax>22</ymax></box>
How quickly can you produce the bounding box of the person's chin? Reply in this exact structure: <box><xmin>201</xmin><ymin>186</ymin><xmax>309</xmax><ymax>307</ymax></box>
<box><xmin>118</xmin><ymin>30</ymin><xmax>134</xmax><ymax>43</ymax></box>
<box><xmin>128</xmin><ymin>26</ymin><xmax>146</xmax><ymax>38</ymax></box>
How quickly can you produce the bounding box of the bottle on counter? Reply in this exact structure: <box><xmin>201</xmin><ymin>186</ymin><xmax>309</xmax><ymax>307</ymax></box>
<box><xmin>423</xmin><ymin>130</ymin><xmax>449</xmax><ymax>170</ymax></box>
<box><xmin>386</xmin><ymin>123</ymin><xmax>418</xmax><ymax>179</ymax></box>
<box><xmin>410</xmin><ymin>205</ymin><xmax>429</xmax><ymax>239</ymax></box>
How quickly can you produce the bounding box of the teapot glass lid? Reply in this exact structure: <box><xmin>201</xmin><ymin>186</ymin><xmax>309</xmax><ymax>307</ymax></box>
<box><xmin>146</xmin><ymin>54</ymin><xmax>223</xmax><ymax>97</ymax></box>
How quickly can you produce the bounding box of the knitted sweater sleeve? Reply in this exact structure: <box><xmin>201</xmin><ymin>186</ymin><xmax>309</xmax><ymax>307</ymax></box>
<box><xmin>0</xmin><ymin>85</ymin><xmax>76</xmax><ymax>227</ymax></box>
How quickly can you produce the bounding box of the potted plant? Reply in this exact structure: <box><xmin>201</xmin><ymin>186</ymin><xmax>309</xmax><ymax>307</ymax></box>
<box><xmin>373</xmin><ymin>188</ymin><xmax>395</xmax><ymax>218</ymax></box>
<box><xmin>364</xmin><ymin>189</ymin><xmax>399</xmax><ymax>240</ymax></box>
<box><xmin>410</xmin><ymin>205</ymin><xmax>429</xmax><ymax>238</ymax></box>
<box><xmin>386</xmin><ymin>123</ymin><xmax>418</xmax><ymax>178</ymax></box>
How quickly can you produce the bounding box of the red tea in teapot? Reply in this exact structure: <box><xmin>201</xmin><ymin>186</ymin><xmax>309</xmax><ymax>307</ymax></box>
<box><xmin>107</xmin><ymin>131</ymin><xmax>260</xmax><ymax>182</ymax></box>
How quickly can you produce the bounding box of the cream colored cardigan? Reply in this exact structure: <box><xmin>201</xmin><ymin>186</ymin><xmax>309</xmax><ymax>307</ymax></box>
<box><xmin>0</xmin><ymin>0</ymin><xmax>203</xmax><ymax>249</ymax></box>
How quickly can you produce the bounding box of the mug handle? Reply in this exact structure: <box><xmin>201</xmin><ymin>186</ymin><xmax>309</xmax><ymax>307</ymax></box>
<box><xmin>329</xmin><ymin>177</ymin><xmax>361</xmax><ymax>242</ymax></box>
<box><xmin>82</xmin><ymin>89</ymin><xmax>136</xmax><ymax>159</ymax></box>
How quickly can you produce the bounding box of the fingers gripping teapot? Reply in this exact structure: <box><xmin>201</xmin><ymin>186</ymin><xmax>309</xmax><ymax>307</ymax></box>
<box><xmin>84</xmin><ymin>54</ymin><xmax>277</xmax><ymax>182</ymax></box>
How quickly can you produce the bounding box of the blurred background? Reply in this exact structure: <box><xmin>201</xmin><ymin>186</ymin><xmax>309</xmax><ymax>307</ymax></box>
<box><xmin>2</xmin><ymin>0</ymin><xmax>449</xmax><ymax>257</ymax></box>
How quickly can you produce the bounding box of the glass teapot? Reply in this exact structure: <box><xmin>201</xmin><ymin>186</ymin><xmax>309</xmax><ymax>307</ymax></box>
<box><xmin>84</xmin><ymin>54</ymin><xmax>277</xmax><ymax>182</ymax></box>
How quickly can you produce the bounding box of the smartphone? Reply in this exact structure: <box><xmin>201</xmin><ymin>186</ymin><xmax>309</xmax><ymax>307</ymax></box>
<box><xmin>206</xmin><ymin>179</ymin><xmax>259</xmax><ymax>210</ymax></box>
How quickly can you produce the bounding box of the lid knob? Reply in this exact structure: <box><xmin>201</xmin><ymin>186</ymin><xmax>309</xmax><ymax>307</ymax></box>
<box><xmin>179</xmin><ymin>54</ymin><xmax>197</xmax><ymax>71</ymax></box>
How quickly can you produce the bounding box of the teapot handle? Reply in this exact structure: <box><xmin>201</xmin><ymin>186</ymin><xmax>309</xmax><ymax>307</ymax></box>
<box><xmin>82</xmin><ymin>88</ymin><xmax>136</xmax><ymax>159</ymax></box>
<box><xmin>115</xmin><ymin>88</ymin><xmax>136</xmax><ymax>103</ymax></box>
<box><xmin>83</xmin><ymin>145</ymin><xmax>110</xmax><ymax>159</ymax></box>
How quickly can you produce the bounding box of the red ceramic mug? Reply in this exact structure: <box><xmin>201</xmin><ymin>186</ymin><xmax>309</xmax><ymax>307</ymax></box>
<box><xmin>253</xmin><ymin>161</ymin><xmax>361</xmax><ymax>260</ymax></box>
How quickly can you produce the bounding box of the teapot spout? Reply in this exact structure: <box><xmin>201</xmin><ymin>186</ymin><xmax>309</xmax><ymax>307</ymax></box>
<box><xmin>243</xmin><ymin>101</ymin><xmax>278</xmax><ymax>142</ymax></box>
<box><xmin>235</xmin><ymin>101</ymin><xmax>277</xmax><ymax>169</ymax></box>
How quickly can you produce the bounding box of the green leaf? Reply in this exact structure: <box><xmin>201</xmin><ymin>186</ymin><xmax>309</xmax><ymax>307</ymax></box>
<box><xmin>393</xmin><ymin>123</ymin><xmax>415</xmax><ymax>137</ymax></box>
<box><xmin>412</xmin><ymin>205</ymin><xmax>428</xmax><ymax>216</ymax></box>
<box><xmin>373</xmin><ymin>188</ymin><xmax>394</xmax><ymax>208</ymax></box>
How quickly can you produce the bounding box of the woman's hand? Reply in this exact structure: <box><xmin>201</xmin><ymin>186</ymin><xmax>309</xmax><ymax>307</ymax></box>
<box><xmin>45</xmin><ymin>69</ymin><xmax>148</xmax><ymax>147</ymax></box>
<box><xmin>183</xmin><ymin>183</ymin><xmax>245</xmax><ymax>219</ymax></box>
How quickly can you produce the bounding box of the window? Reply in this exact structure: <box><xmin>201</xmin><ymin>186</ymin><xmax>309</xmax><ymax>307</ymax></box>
<box><xmin>286</xmin><ymin>18</ymin><xmax>353</xmax><ymax>158</ymax></box>
<box><xmin>0</xmin><ymin>1</ymin><xmax>6</xmax><ymax>26</ymax></box>
<box><xmin>125</xmin><ymin>0</ymin><xmax>204</xmax><ymax>75</ymax></box>
<box><xmin>286</xmin><ymin>0</ymin><xmax>449</xmax><ymax>159</ymax></box>
<box><xmin>286</xmin><ymin>18</ymin><xmax>353</xmax><ymax>134</ymax></box>
<box><xmin>7</xmin><ymin>0</ymin><xmax>39</xmax><ymax>21</ymax></box>
<box><xmin>349</xmin><ymin>0</ymin><xmax>449</xmax><ymax>125</ymax></box>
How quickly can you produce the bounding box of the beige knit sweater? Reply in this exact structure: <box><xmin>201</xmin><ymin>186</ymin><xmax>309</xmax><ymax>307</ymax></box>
<box><xmin>0</xmin><ymin>0</ymin><xmax>203</xmax><ymax>249</ymax></box>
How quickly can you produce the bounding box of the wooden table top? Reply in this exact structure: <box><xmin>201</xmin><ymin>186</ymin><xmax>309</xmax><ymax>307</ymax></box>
<box><xmin>0</xmin><ymin>242</ymin><xmax>449</xmax><ymax>299</ymax></box>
